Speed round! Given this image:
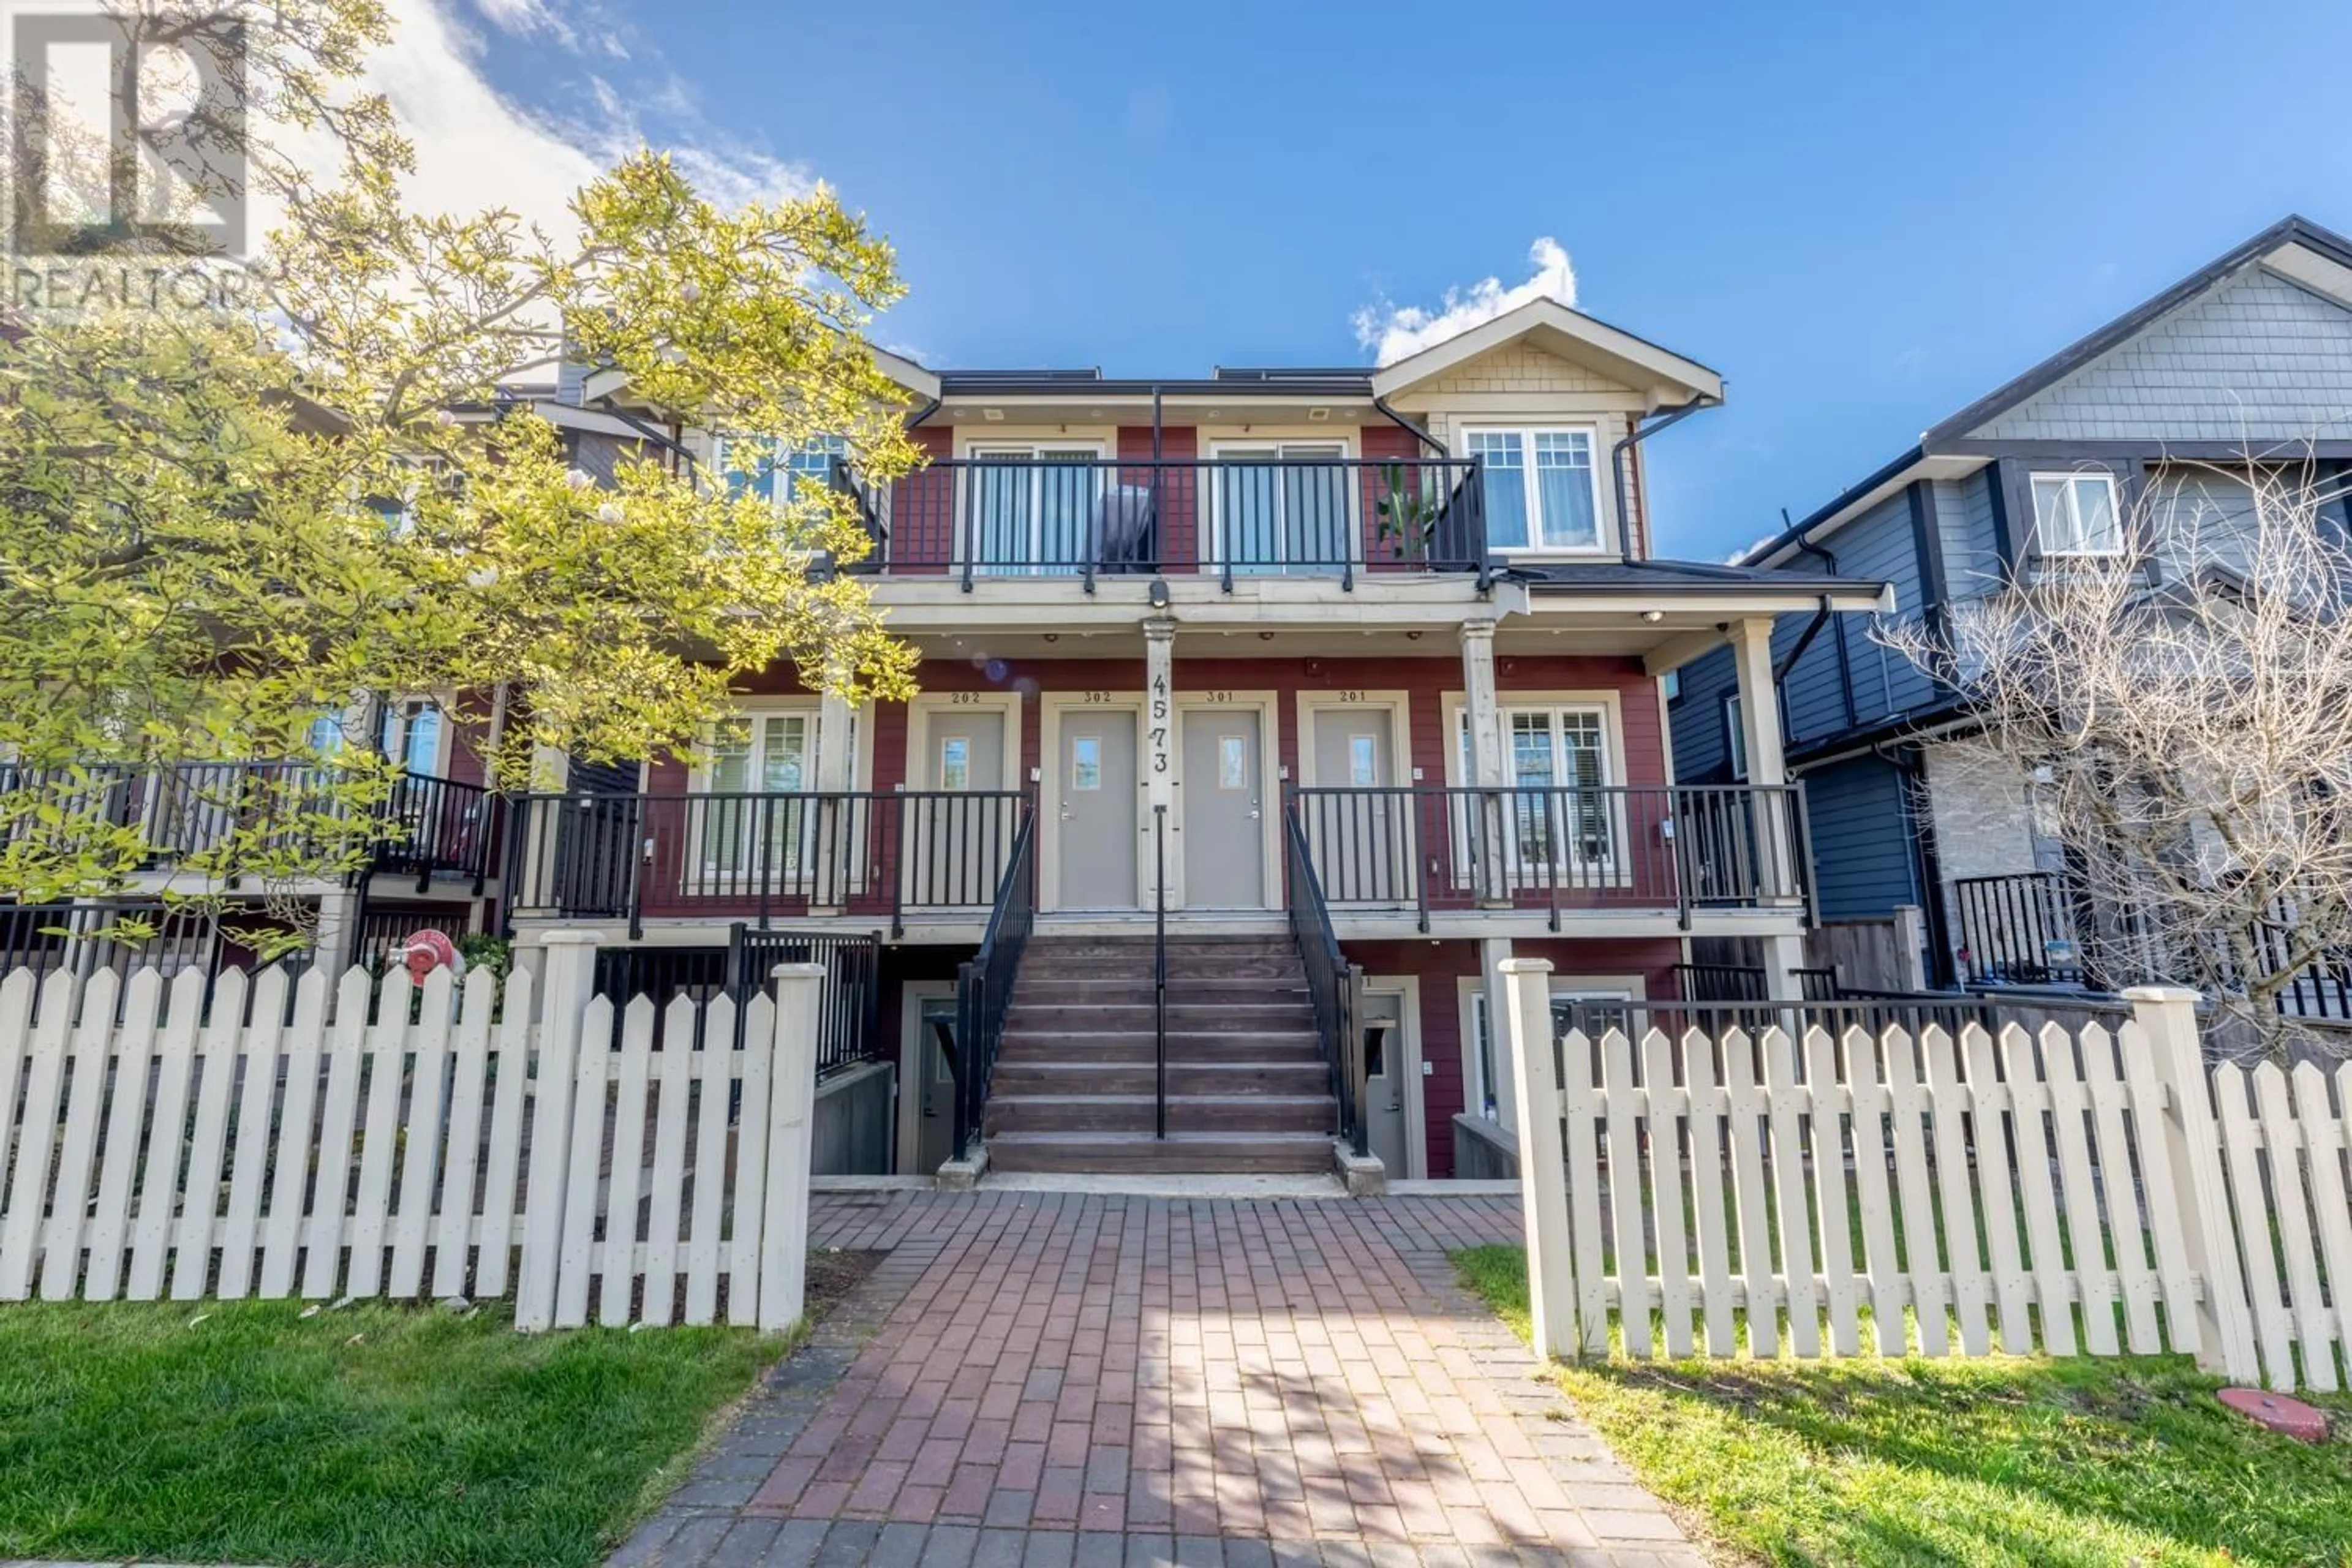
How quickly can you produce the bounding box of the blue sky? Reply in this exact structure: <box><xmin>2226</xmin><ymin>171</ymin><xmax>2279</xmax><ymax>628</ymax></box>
<box><xmin>442</xmin><ymin>0</ymin><xmax>2352</xmax><ymax>560</ymax></box>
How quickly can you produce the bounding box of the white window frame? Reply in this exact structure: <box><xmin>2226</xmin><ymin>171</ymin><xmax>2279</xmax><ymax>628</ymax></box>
<box><xmin>1452</xmin><ymin>700</ymin><xmax>1623</xmax><ymax>883</ymax></box>
<box><xmin>715</xmin><ymin>433</ymin><xmax>848</xmax><ymax>508</ymax></box>
<box><xmin>1460</xmin><ymin>424</ymin><xmax>1608</xmax><ymax>555</ymax></box>
<box><xmin>689</xmin><ymin>704</ymin><xmax>860</xmax><ymax>887</ymax></box>
<box><xmin>1724</xmin><ymin>693</ymin><xmax>1747</xmax><ymax>782</ymax></box>
<box><xmin>2030</xmin><ymin>470</ymin><xmax>2123</xmax><ymax>557</ymax></box>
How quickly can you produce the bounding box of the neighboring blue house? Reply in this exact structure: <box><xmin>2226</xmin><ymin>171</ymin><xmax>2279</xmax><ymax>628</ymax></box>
<box><xmin>1668</xmin><ymin>215</ymin><xmax>2352</xmax><ymax>986</ymax></box>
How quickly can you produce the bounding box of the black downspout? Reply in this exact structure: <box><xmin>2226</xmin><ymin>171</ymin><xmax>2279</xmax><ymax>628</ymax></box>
<box><xmin>1792</xmin><ymin>532</ymin><xmax>1861</xmax><ymax>729</ymax></box>
<box><xmin>1610</xmin><ymin>396</ymin><xmax>1713</xmax><ymax>559</ymax></box>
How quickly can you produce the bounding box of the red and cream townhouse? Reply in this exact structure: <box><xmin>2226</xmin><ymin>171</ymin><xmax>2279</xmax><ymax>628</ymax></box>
<box><xmin>499</xmin><ymin>295</ymin><xmax>1888</xmax><ymax>1182</ymax></box>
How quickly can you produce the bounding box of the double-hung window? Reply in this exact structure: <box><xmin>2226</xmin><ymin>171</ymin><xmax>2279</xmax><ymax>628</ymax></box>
<box><xmin>1464</xmin><ymin>427</ymin><xmax>1604</xmax><ymax>552</ymax></box>
<box><xmin>1457</xmin><ymin>704</ymin><xmax>1616</xmax><ymax>876</ymax></box>
<box><xmin>2030</xmin><ymin>471</ymin><xmax>2122</xmax><ymax>556</ymax></box>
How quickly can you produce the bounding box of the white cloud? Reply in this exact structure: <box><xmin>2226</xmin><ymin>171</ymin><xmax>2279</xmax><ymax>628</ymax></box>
<box><xmin>303</xmin><ymin>2</ymin><xmax>813</xmax><ymax>238</ymax></box>
<box><xmin>471</xmin><ymin>0</ymin><xmax>573</xmax><ymax>45</ymax></box>
<box><xmin>1352</xmin><ymin>237</ymin><xmax>1580</xmax><ymax>367</ymax></box>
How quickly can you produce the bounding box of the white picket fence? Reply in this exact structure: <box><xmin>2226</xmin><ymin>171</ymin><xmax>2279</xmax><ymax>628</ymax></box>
<box><xmin>0</xmin><ymin>932</ymin><xmax>823</xmax><ymax>1331</ymax></box>
<box><xmin>1501</xmin><ymin>962</ymin><xmax>2352</xmax><ymax>1392</ymax></box>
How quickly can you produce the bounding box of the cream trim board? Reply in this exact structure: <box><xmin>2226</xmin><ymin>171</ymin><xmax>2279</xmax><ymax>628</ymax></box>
<box><xmin>1172</xmin><ymin>689</ymin><xmax>1281</xmax><ymax>910</ymax></box>
<box><xmin>1364</xmin><ymin>974</ymin><xmax>1427</xmax><ymax>1180</ymax></box>
<box><xmin>1457</xmin><ymin>970</ymin><xmax>1649</xmax><ymax>1126</ymax></box>
<box><xmin>1039</xmin><ymin>692</ymin><xmax>1147</xmax><ymax>914</ymax></box>
<box><xmin>895</xmin><ymin>981</ymin><xmax>956</xmax><ymax>1175</ymax></box>
<box><xmin>905</xmin><ymin>692</ymin><xmax>1025</xmax><ymax>793</ymax></box>
<box><xmin>1439</xmin><ymin>689</ymin><xmax>1628</xmax><ymax>789</ymax></box>
<box><xmin>1457</xmin><ymin>423</ymin><xmax>1613</xmax><ymax>556</ymax></box>
<box><xmin>1292</xmin><ymin>689</ymin><xmax>1412</xmax><ymax>788</ymax></box>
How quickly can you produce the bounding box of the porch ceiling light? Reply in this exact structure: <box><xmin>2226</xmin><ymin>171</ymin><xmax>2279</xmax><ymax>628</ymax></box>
<box><xmin>1148</xmin><ymin>578</ymin><xmax>1171</xmax><ymax>608</ymax></box>
<box><xmin>1641</xmin><ymin>609</ymin><xmax>1665</xmax><ymax>623</ymax></box>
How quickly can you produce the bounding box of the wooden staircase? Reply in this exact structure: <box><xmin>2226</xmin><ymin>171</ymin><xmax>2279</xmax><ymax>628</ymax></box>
<box><xmin>982</xmin><ymin>936</ymin><xmax>1338</xmax><ymax>1174</ymax></box>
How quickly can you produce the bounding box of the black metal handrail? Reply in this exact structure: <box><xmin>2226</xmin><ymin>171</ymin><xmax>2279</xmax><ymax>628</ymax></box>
<box><xmin>952</xmin><ymin>803</ymin><xmax>1037</xmax><ymax>1162</ymax></box>
<box><xmin>503</xmin><ymin>788</ymin><xmax>1027</xmax><ymax>938</ymax></box>
<box><xmin>856</xmin><ymin>455</ymin><xmax>1488</xmax><ymax>592</ymax></box>
<box><xmin>1289</xmin><ymin>782</ymin><xmax>1813</xmax><ymax>932</ymax></box>
<box><xmin>1283</xmin><ymin>809</ymin><xmax>1363</xmax><ymax>1157</ymax></box>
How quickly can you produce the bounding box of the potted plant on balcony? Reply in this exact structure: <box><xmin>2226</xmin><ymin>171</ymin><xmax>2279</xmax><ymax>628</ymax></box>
<box><xmin>1374</xmin><ymin>464</ymin><xmax>1442</xmax><ymax>564</ymax></box>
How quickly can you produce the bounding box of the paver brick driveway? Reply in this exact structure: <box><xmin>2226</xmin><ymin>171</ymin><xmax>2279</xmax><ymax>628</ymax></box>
<box><xmin>617</xmin><ymin>1191</ymin><xmax>1699</xmax><ymax>1567</ymax></box>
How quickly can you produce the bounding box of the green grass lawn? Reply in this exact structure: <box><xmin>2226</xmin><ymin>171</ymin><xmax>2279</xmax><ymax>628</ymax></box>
<box><xmin>0</xmin><ymin>1295</ymin><xmax>787</xmax><ymax>1568</ymax></box>
<box><xmin>1453</xmin><ymin>1245</ymin><xmax>2352</xmax><ymax>1567</ymax></box>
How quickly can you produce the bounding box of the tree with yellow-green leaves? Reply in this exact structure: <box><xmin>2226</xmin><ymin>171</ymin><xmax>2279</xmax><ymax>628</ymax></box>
<box><xmin>0</xmin><ymin>1</ymin><xmax>921</xmax><ymax>952</ymax></box>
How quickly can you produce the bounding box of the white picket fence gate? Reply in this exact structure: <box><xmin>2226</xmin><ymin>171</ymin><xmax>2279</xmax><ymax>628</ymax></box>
<box><xmin>0</xmin><ymin>932</ymin><xmax>823</xmax><ymax>1331</ymax></box>
<box><xmin>1501</xmin><ymin>962</ymin><xmax>2352</xmax><ymax>1392</ymax></box>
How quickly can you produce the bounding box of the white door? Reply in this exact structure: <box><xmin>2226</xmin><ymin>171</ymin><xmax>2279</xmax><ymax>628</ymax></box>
<box><xmin>1056</xmin><ymin>710</ymin><xmax>1140</xmax><ymax>910</ymax></box>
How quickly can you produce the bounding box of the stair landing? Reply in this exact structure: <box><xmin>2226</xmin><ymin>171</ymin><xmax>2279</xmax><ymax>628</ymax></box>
<box><xmin>984</xmin><ymin>937</ymin><xmax>1337</xmax><ymax>1175</ymax></box>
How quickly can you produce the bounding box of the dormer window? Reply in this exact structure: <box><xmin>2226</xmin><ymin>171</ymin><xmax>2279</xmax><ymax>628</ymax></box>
<box><xmin>2030</xmin><ymin>471</ymin><xmax>2122</xmax><ymax>557</ymax></box>
<box><xmin>1463</xmin><ymin>426</ymin><xmax>1604</xmax><ymax>552</ymax></box>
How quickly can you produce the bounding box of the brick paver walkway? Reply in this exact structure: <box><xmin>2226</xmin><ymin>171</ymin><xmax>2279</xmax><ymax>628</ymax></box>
<box><xmin>615</xmin><ymin>1191</ymin><xmax>1699</xmax><ymax>1567</ymax></box>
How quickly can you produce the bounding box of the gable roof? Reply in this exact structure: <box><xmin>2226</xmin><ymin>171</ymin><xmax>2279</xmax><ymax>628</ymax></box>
<box><xmin>1742</xmin><ymin>214</ymin><xmax>2352</xmax><ymax>569</ymax></box>
<box><xmin>1367</xmin><ymin>296</ymin><xmax>1723</xmax><ymax>409</ymax></box>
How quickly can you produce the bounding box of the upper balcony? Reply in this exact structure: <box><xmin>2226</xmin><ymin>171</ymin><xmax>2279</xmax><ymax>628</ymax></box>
<box><xmin>847</xmin><ymin>454</ymin><xmax>1489</xmax><ymax>591</ymax></box>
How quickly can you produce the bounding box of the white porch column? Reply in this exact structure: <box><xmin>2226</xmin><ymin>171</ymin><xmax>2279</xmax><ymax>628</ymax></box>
<box><xmin>1460</xmin><ymin>615</ymin><xmax>1507</xmax><ymax>788</ymax></box>
<box><xmin>812</xmin><ymin>670</ymin><xmax>855</xmax><ymax>915</ymax></box>
<box><xmin>1730</xmin><ymin>616</ymin><xmax>1809</xmax><ymax>998</ymax></box>
<box><xmin>1460</xmin><ymin>616</ymin><xmax>1510</xmax><ymax>904</ymax></box>
<box><xmin>1144</xmin><ymin>615</ymin><xmax>1176</xmax><ymax>900</ymax></box>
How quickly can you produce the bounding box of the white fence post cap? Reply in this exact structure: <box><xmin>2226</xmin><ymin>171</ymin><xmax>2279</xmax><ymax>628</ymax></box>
<box><xmin>1495</xmin><ymin>957</ymin><xmax>1554</xmax><ymax>976</ymax></box>
<box><xmin>2120</xmin><ymin>985</ymin><xmax>2203</xmax><ymax>1005</ymax></box>
<box><xmin>771</xmin><ymin>962</ymin><xmax>829</xmax><ymax>980</ymax></box>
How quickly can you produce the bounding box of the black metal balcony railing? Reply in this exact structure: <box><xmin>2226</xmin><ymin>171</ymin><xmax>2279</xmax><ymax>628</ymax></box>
<box><xmin>0</xmin><ymin>762</ymin><xmax>497</xmax><ymax>888</ymax></box>
<box><xmin>852</xmin><ymin>455</ymin><xmax>1489</xmax><ymax>591</ymax></box>
<box><xmin>504</xmin><ymin>790</ymin><xmax>1030</xmax><ymax>938</ymax></box>
<box><xmin>1953</xmin><ymin>870</ymin><xmax>2089</xmax><ymax>986</ymax></box>
<box><xmin>1289</xmin><ymin>783</ymin><xmax>1813</xmax><ymax>931</ymax></box>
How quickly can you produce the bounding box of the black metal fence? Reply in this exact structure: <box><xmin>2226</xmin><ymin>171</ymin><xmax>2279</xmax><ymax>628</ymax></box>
<box><xmin>586</xmin><ymin>929</ymin><xmax>883</xmax><ymax>1078</ymax></box>
<box><xmin>1954</xmin><ymin>870</ymin><xmax>2089</xmax><ymax>986</ymax></box>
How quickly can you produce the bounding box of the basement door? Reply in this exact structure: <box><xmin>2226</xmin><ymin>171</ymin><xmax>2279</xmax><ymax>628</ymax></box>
<box><xmin>1360</xmin><ymin>990</ymin><xmax>1409</xmax><ymax>1175</ymax></box>
<box><xmin>1181</xmin><ymin>708</ymin><xmax>1265</xmax><ymax>908</ymax></box>
<box><xmin>1056</xmin><ymin>709</ymin><xmax>1140</xmax><ymax>910</ymax></box>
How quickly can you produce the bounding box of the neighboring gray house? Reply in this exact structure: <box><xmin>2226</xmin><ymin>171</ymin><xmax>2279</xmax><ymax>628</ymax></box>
<box><xmin>1668</xmin><ymin>214</ymin><xmax>2352</xmax><ymax>988</ymax></box>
